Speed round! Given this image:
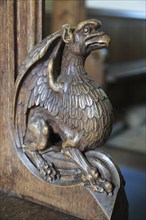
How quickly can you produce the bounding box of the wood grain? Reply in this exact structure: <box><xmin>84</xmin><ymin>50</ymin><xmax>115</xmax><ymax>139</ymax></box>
<box><xmin>16</xmin><ymin>0</ymin><xmax>43</xmax><ymax>70</ymax></box>
<box><xmin>88</xmin><ymin>9</ymin><xmax>146</xmax><ymax>63</ymax></box>
<box><xmin>0</xmin><ymin>190</ymin><xmax>80</xmax><ymax>220</ymax></box>
<box><xmin>0</xmin><ymin>1</ymin><xmax>107</xmax><ymax>219</ymax></box>
<box><xmin>51</xmin><ymin>0</ymin><xmax>86</xmax><ymax>32</ymax></box>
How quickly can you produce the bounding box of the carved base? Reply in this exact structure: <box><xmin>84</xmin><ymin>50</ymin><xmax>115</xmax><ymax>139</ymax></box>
<box><xmin>44</xmin><ymin>150</ymin><xmax>128</xmax><ymax>220</ymax></box>
<box><xmin>88</xmin><ymin>186</ymin><xmax>128</xmax><ymax>220</ymax></box>
<box><xmin>16</xmin><ymin>147</ymin><xmax>128</xmax><ymax>220</ymax></box>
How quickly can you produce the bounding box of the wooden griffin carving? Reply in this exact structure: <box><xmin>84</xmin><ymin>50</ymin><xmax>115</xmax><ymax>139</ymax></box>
<box><xmin>13</xmin><ymin>19</ymin><xmax>121</xmax><ymax>198</ymax></box>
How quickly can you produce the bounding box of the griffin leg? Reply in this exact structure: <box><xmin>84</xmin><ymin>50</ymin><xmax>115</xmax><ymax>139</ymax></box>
<box><xmin>23</xmin><ymin>113</ymin><xmax>60</xmax><ymax>182</ymax></box>
<box><xmin>62</xmin><ymin>142</ymin><xmax>112</xmax><ymax>193</ymax></box>
<box><xmin>52</xmin><ymin>121</ymin><xmax>113</xmax><ymax>193</ymax></box>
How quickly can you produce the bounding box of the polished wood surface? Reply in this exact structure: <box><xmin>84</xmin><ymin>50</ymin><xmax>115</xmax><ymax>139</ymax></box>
<box><xmin>0</xmin><ymin>2</ymin><xmax>113</xmax><ymax>219</ymax></box>
<box><xmin>16</xmin><ymin>0</ymin><xmax>43</xmax><ymax>69</ymax></box>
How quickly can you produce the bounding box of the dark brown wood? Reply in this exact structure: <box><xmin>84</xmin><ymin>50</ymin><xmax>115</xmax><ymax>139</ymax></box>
<box><xmin>0</xmin><ymin>2</ymin><xmax>113</xmax><ymax>219</ymax></box>
<box><xmin>52</xmin><ymin>0</ymin><xmax>86</xmax><ymax>32</ymax></box>
<box><xmin>0</xmin><ymin>2</ymin><xmax>128</xmax><ymax>219</ymax></box>
<box><xmin>0</xmin><ymin>190</ymin><xmax>80</xmax><ymax>220</ymax></box>
<box><xmin>16</xmin><ymin>0</ymin><xmax>43</xmax><ymax>70</ymax></box>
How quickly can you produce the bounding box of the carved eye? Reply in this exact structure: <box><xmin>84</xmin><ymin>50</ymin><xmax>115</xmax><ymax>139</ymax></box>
<box><xmin>83</xmin><ymin>27</ymin><xmax>91</xmax><ymax>34</ymax></box>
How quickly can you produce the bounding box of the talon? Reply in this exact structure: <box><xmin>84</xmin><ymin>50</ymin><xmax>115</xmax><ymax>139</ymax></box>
<box><xmin>39</xmin><ymin>160</ymin><xmax>60</xmax><ymax>182</ymax></box>
<box><xmin>40</xmin><ymin>169</ymin><xmax>46</xmax><ymax>177</ymax></box>
<box><xmin>82</xmin><ymin>174</ymin><xmax>87</xmax><ymax>182</ymax></box>
<box><xmin>44</xmin><ymin>165</ymin><xmax>49</xmax><ymax>169</ymax></box>
<box><xmin>47</xmin><ymin>176</ymin><xmax>52</xmax><ymax>182</ymax></box>
<box><xmin>98</xmin><ymin>177</ymin><xmax>105</xmax><ymax>183</ymax></box>
<box><xmin>93</xmin><ymin>185</ymin><xmax>104</xmax><ymax>193</ymax></box>
<box><xmin>98</xmin><ymin>186</ymin><xmax>104</xmax><ymax>193</ymax></box>
<box><xmin>94</xmin><ymin>172</ymin><xmax>99</xmax><ymax>178</ymax></box>
<box><xmin>47</xmin><ymin>169</ymin><xmax>51</xmax><ymax>175</ymax></box>
<box><xmin>104</xmin><ymin>181</ymin><xmax>113</xmax><ymax>193</ymax></box>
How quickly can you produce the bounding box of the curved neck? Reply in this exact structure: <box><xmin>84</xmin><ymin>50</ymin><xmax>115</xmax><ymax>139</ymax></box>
<box><xmin>61</xmin><ymin>45</ymin><xmax>85</xmax><ymax>75</ymax></box>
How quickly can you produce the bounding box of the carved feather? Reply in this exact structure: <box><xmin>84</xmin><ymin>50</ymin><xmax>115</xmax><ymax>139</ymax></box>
<box><xmin>14</xmin><ymin>31</ymin><xmax>64</xmax><ymax>147</ymax></box>
<box><xmin>14</xmin><ymin>22</ymin><xmax>113</xmax><ymax>154</ymax></box>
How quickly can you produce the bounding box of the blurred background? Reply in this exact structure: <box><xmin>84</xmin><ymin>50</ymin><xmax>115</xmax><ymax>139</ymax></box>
<box><xmin>44</xmin><ymin>1</ymin><xmax>146</xmax><ymax>219</ymax></box>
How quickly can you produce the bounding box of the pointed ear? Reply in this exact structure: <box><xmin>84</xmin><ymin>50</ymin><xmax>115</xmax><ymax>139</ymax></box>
<box><xmin>62</xmin><ymin>24</ymin><xmax>74</xmax><ymax>44</ymax></box>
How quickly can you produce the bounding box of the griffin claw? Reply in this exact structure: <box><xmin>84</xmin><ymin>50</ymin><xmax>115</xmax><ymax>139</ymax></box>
<box><xmin>40</xmin><ymin>161</ymin><xmax>60</xmax><ymax>182</ymax></box>
<box><xmin>83</xmin><ymin>172</ymin><xmax>113</xmax><ymax>194</ymax></box>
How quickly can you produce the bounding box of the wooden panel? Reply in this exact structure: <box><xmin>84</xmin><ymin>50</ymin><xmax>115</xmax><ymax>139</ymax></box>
<box><xmin>88</xmin><ymin>9</ymin><xmax>146</xmax><ymax>63</ymax></box>
<box><xmin>0</xmin><ymin>190</ymin><xmax>79</xmax><ymax>220</ymax></box>
<box><xmin>0</xmin><ymin>0</ymin><xmax>43</xmax><ymax>193</ymax></box>
<box><xmin>16</xmin><ymin>0</ymin><xmax>43</xmax><ymax>70</ymax></box>
<box><xmin>0</xmin><ymin>1</ymin><xmax>104</xmax><ymax>219</ymax></box>
<box><xmin>51</xmin><ymin>0</ymin><xmax>86</xmax><ymax>32</ymax></box>
<box><xmin>0</xmin><ymin>0</ymin><xmax>16</xmax><ymax>194</ymax></box>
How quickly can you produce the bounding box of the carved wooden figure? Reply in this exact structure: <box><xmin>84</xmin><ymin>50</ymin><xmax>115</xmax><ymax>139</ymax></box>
<box><xmin>13</xmin><ymin>19</ymin><xmax>128</xmax><ymax>219</ymax></box>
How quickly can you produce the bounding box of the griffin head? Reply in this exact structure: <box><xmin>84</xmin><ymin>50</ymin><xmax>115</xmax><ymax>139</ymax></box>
<box><xmin>62</xmin><ymin>19</ymin><xmax>110</xmax><ymax>57</ymax></box>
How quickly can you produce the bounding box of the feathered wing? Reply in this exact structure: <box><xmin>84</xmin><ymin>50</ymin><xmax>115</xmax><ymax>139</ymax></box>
<box><xmin>14</xmin><ymin>29</ymin><xmax>112</xmax><ymax>150</ymax></box>
<box><xmin>14</xmin><ymin>31</ymin><xmax>63</xmax><ymax>148</ymax></box>
<box><xmin>57</xmin><ymin>73</ymin><xmax>113</xmax><ymax>150</ymax></box>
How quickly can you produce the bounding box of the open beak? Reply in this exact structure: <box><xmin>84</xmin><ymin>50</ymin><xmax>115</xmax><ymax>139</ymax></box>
<box><xmin>85</xmin><ymin>32</ymin><xmax>110</xmax><ymax>54</ymax></box>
